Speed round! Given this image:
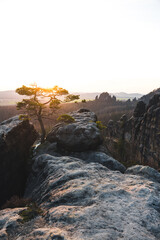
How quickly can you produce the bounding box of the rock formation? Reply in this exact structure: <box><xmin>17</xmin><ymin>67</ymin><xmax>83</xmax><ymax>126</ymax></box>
<box><xmin>140</xmin><ymin>88</ymin><xmax>160</xmax><ymax>105</ymax></box>
<box><xmin>0</xmin><ymin>116</ymin><xmax>38</xmax><ymax>207</ymax></box>
<box><xmin>95</xmin><ymin>92</ymin><xmax>117</xmax><ymax>105</ymax></box>
<box><xmin>106</xmin><ymin>94</ymin><xmax>160</xmax><ymax>169</ymax></box>
<box><xmin>47</xmin><ymin>109</ymin><xmax>102</xmax><ymax>151</ymax></box>
<box><xmin>1</xmin><ymin>155</ymin><xmax>160</xmax><ymax>239</ymax></box>
<box><xmin>0</xmin><ymin>109</ymin><xmax>160</xmax><ymax>239</ymax></box>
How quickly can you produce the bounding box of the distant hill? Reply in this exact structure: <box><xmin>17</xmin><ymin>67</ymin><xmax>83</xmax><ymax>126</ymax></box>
<box><xmin>0</xmin><ymin>90</ymin><xmax>143</xmax><ymax>105</ymax></box>
<box><xmin>73</xmin><ymin>92</ymin><xmax>143</xmax><ymax>101</ymax></box>
<box><xmin>140</xmin><ymin>88</ymin><xmax>160</xmax><ymax>104</ymax></box>
<box><xmin>72</xmin><ymin>92</ymin><xmax>100</xmax><ymax>100</ymax></box>
<box><xmin>0</xmin><ymin>90</ymin><xmax>23</xmax><ymax>99</ymax></box>
<box><xmin>110</xmin><ymin>92</ymin><xmax>143</xmax><ymax>100</ymax></box>
<box><xmin>0</xmin><ymin>90</ymin><xmax>24</xmax><ymax>105</ymax></box>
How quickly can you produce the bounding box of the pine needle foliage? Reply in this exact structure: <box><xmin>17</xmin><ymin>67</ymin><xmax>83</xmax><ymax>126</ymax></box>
<box><xmin>16</xmin><ymin>84</ymin><xmax>79</xmax><ymax>143</ymax></box>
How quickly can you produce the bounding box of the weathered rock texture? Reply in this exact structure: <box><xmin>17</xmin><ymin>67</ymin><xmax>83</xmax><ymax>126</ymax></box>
<box><xmin>44</xmin><ymin>109</ymin><xmax>125</xmax><ymax>173</ymax></box>
<box><xmin>0</xmin><ymin>110</ymin><xmax>160</xmax><ymax>240</ymax></box>
<box><xmin>106</xmin><ymin>94</ymin><xmax>160</xmax><ymax>169</ymax></box>
<box><xmin>47</xmin><ymin>109</ymin><xmax>103</xmax><ymax>151</ymax></box>
<box><xmin>0</xmin><ymin>116</ymin><xmax>38</xmax><ymax>207</ymax></box>
<box><xmin>1</xmin><ymin>154</ymin><xmax>160</xmax><ymax>239</ymax></box>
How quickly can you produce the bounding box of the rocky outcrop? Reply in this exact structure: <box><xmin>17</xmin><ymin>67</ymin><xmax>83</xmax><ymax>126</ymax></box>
<box><xmin>133</xmin><ymin>101</ymin><xmax>146</xmax><ymax>117</ymax></box>
<box><xmin>0</xmin><ymin>116</ymin><xmax>38</xmax><ymax>207</ymax></box>
<box><xmin>1</xmin><ymin>110</ymin><xmax>160</xmax><ymax>239</ymax></box>
<box><xmin>44</xmin><ymin>109</ymin><xmax>125</xmax><ymax>172</ymax></box>
<box><xmin>140</xmin><ymin>88</ymin><xmax>160</xmax><ymax>105</ymax></box>
<box><xmin>126</xmin><ymin>165</ymin><xmax>160</xmax><ymax>183</ymax></box>
<box><xmin>1</xmin><ymin>154</ymin><xmax>160</xmax><ymax>239</ymax></box>
<box><xmin>47</xmin><ymin>109</ymin><xmax>103</xmax><ymax>151</ymax></box>
<box><xmin>95</xmin><ymin>92</ymin><xmax>117</xmax><ymax>105</ymax></box>
<box><xmin>106</xmin><ymin>94</ymin><xmax>160</xmax><ymax>169</ymax></box>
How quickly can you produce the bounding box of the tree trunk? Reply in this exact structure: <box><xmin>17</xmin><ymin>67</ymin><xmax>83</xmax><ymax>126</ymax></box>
<box><xmin>38</xmin><ymin>116</ymin><xmax>46</xmax><ymax>143</ymax></box>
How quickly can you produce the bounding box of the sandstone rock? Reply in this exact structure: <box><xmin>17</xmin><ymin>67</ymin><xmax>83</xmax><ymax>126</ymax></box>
<box><xmin>140</xmin><ymin>88</ymin><xmax>160</xmax><ymax>105</ymax></box>
<box><xmin>67</xmin><ymin>151</ymin><xmax>126</xmax><ymax>173</ymax></box>
<box><xmin>0</xmin><ymin>207</ymin><xmax>47</xmax><ymax>240</ymax></box>
<box><xmin>0</xmin><ymin>208</ymin><xmax>25</xmax><ymax>239</ymax></box>
<box><xmin>0</xmin><ymin>116</ymin><xmax>38</xmax><ymax>207</ymax></box>
<box><xmin>22</xmin><ymin>154</ymin><xmax>160</xmax><ymax>240</ymax></box>
<box><xmin>133</xmin><ymin>101</ymin><xmax>146</xmax><ymax>117</ymax></box>
<box><xmin>125</xmin><ymin>165</ymin><xmax>160</xmax><ymax>183</ymax></box>
<box><xmin>47</xmin><ymin>110</ymin><xmax>102</xmax><ymax>151</ymax></box>
<box><xmin>34</xmin><ymin>139</ymin><xmax>125</xmax><ymax>173</ymax></box>
<box><xmin>96</xmin><ymin>92</ymin><xmax>117</xmax><ymax>105</ymax></box>
<box><xmin>1</xmin><ymin>109</ymin><xmax>160</xmax><ymax>239</ymax></box>
<box><xmin>106</xmin><ymin>94</ymin><xmax>160</xmax><ymax>170</ymax></box>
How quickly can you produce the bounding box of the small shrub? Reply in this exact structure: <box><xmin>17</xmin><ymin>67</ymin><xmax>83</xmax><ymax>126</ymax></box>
<box><xmin>19</xmin><ymin>202</ymin><xmax>42</xmax><ymax>223</ymax></box>
<box><xmin>19</xmin><ymin>114</ymin><xmax>29</xmax><ymax>121</ymax></box>
<box><xmin>57</xmin><ymin>114</ymin><xmax>75</xmax><ymax>123</ymax></box>
<box><xmin>82</xmin><ymin>99</ymin><xmax>86</xmax><ymax>103</ymax></box>
<box><xmin>1</xmin><ymin>196</ymin><xmax>31</xmax><ymax>209</ymax></box>
<box><xmin>96</xmin><ymin>121</ymin><xmax>106</xmax><ymax>130</ymax></box>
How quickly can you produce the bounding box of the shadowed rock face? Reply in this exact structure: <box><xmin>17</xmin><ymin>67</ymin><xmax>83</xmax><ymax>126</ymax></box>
<box><xmin>133</xmin><ymin>101</ymin><xmax>146</xmax><ymax>117</ymax></box>
<box><xmin>106</xmin><ymin>94</ymin><xmax>160</xmax><ymax>169</ymax></box>
<box><xmin>47</xmin><ymin>110</ymin><xmax>103</xmax><ymax>151</ymax></box>
<box><xmin>0</xmin><ymin>110</ymin><xmax>160</xmax><ymax>240</ymax></box>
<box><xmin>0</xmin><ymin>116</ymin><xmax>38</xmax><ymax>207</ymax></box>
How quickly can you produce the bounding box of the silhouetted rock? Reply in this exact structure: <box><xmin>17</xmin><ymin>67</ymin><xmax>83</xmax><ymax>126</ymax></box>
<box><xmin>106</xmin><ymin>94</ymin><xmax>160</xmax><ymax>169</ymax></box>
<box><xmin>140</xmin><ymin>88</ymin><xmax>160</xmax><ymax>104</ymax></box>
<box><xmin>95</xmin><ymin>92</ymin><xmax>117</xmax><ymax>105</ymax></box>
<box><xmin>0</xmin><ymin>116</ymin><xmax>38</xmax><ymax>207</ymax></box>
<box><xmin>133</xmin><ymin>101</ymin><xmax>146</xmax><ymax>117</ymax></box>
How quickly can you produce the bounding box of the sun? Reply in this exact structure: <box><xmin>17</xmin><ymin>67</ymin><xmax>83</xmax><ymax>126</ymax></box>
<box><xmin>22</xmin><ymin>79</ymin><xmax>75</xmax><ymax>93</ymax></box>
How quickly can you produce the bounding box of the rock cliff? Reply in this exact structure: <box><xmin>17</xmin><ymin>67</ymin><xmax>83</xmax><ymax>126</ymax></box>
<box><xmin>0</xmin><ymin>116</ymin><xmax>38</xmax><ymax>207</ymax></box>
<box><xmin>140</xmin><ymin>88</ymin><xmax>160</xmax><ymax>105</ymax></box>
<box><xmin>0</xmin><ymin>110</ymin><xmax>160</xmax><ymax>240</ymax></box>
<box><xmin>106</xmin><ymin>94</ymin><xmax>160</xmax><ymax>169</ymax></box>
<box><xmin>95</xmin><ymin>92</ymin><xmax>117</xmax><ymax>104</ymax></box>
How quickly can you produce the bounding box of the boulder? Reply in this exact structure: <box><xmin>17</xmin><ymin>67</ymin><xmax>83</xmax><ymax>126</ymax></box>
<box><xmin>0</xmin><ymin>116</ymin><xmax>38</xmax><ymax>207</ymax></box>
<box><xmin>125</xmin><ymin>165</ymin><xmax>160</xmax><ymax>183</ymax></box>
<box><xmin>67</xmin><ymin>151</ymin><xmax>126</xmax><ymax>173</ymax></box>
<box><xmin>47</xmin><ymin>110</ymin><xmax>102</xmax><ymax>151</ymax></box>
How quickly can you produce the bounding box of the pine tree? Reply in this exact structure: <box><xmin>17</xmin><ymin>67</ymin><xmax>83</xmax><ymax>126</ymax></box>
<box><xmin>16</xmin><ymin>84</ymin><xmax>79</xmax><ymax>143</ymax></box>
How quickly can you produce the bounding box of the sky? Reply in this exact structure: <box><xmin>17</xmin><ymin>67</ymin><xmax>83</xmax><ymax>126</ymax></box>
<box><xmin>0</xmin><ymin>0</ymin><xmax>160</xmax><ymax>94</ymax></box>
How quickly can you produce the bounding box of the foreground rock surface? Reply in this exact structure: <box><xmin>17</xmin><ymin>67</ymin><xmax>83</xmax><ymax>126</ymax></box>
<box><xmin>10</xmin><ymin>154</ymin><xmax>159</xmax><ymax>240</ymax></box>
<box><xmin>0</xmin><ymin>116</ymin><xmax>38</xmax><ymax>207</ymax></box>
<box><xmin>1</xmin><ymin>110</ymin><xmax>160</xmax><ymax>240</ymax></box>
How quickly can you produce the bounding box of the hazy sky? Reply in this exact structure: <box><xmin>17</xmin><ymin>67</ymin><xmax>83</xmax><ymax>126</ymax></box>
<box><xmin>0</xmin><ymin>0</ymin><xmax>160</xmax><ymax>93</ymax></box>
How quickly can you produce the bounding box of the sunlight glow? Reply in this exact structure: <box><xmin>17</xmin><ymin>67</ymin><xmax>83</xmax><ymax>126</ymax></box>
<box><xmin>0</xmin><ymin>0</ymin><xmax>160</xmax><ymax>93</ymax></box>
